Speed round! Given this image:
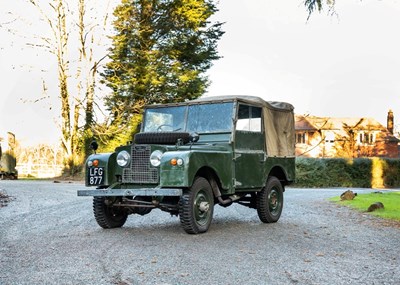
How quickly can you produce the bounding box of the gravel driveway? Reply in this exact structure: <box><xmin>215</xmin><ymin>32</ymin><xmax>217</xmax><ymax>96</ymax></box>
<box><xmin>0</xmin><ymin>180</ymin><xmax>399</xmax><ymax>285</ymax></box>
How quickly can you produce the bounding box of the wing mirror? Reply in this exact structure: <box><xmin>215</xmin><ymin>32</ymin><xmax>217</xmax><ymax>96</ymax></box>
<box><xmin>90</xmin><ymin>140</ymin><xmax>99</xmax><ymax>154</ymax></box>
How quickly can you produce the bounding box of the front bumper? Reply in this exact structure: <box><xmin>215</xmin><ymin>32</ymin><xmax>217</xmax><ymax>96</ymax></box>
<box><xmin>77</xmin><ymin>187</ymin><xmax>182</xmax><ymax>197</ymax></box>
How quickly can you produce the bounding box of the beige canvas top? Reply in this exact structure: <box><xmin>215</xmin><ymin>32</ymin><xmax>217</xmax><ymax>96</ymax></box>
<box><xmin>193</xmin><ymin>95</ymin><xmax>294</xmax><ymax>112</ymax></box>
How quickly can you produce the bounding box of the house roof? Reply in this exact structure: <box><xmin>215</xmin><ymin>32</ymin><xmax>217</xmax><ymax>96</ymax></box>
<box><xmin>296</xmin><ymin>115</ymin><xmax>386</xmax><ymax>131</ymax></box>
<box><xmin>295</xmin><ymin>114</ymin><xmax>399</xmax><ymax>142</ymax></box>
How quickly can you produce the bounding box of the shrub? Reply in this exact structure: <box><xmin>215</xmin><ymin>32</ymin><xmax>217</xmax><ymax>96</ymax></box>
<box><xmin>294</xmin><ymin>157</ymin><xmax>400</xmax><ymax>188</ymax></box>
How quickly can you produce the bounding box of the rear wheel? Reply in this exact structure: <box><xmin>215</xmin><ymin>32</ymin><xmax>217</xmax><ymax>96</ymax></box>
<box><xmin>179</xmin><ymin>177</ymin><xmax>214</xmax><ymax>234</ymax></box>
<box><xmin>256</xmin><ymin>176</ymin><xmax>284</xmax><ymax>223</ymax></box>
<box><xmin>93</xmin><ymin>197</ymin><xmax>128</xmax><ymax>229</ymax></box>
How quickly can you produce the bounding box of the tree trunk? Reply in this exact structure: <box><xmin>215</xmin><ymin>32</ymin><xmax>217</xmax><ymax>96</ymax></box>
<box><xmin>54</xmin><ymin>0</ymin><xmax>76</xmax><ymax>174</ymax></box>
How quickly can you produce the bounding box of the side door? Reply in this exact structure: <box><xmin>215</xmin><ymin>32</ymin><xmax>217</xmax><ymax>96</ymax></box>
<box><xmin>234</xmin><ymin>104</ymin><xmax>265</xmax><ymax>190</ymax></box>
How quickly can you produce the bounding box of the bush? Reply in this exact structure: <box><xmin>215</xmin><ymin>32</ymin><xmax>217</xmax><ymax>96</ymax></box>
<box><xmin>294</xmin><ymin>157</ymin><xmax>400</xmax><ymax>188</ymax></box>
<box><xmin>383</xmin><ymin>159</ymin><xmax>400</xmax><ymax>187</ymax></box>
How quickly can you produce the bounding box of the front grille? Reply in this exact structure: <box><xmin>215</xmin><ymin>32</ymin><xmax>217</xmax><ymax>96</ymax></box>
<box><xmin>122</xmin><ymin>145</ymin><xmax>159</xmax><ymax>184</ymax></box>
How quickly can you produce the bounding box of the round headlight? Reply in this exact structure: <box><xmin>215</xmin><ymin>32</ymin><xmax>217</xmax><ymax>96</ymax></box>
<box><xmin>117</xmin><ymin>150</ymin><xmax>131</xmax><ymax>167</ymax></box>
<box><xmin>150</xmin><ymin>150</ymin><xmax>163</xmax><ymax>167</ymax></box>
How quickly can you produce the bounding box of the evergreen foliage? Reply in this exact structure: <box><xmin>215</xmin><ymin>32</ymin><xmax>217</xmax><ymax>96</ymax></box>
<box><xmin>101</xmin><ymin>0</ymin><xmax>224</xmax><ymax>126</ymax></box>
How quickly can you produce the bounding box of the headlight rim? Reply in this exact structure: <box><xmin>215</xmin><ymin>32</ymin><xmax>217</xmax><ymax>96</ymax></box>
<box><xmin>116</xmin><ymin>150</ymin><xmax>131</xmax><ymax>167</ymax></box>
<box><xmin>150</xmin><ymin>150</ymin><xmax>163</xmax><ymax>167</ymax></box>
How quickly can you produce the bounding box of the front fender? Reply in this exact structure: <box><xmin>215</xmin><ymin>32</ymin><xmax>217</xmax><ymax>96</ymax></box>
<box><xmin>159</xmin><ymin>151</ymin><xmax>190</xmax><ymax>187</ymax></box>
<box><xmin>85</xmin><ymin>153</ymin><xmax>121</xmax><ymax>186</ymax></box>
<box><xmin>159</xmin><ymin>150</ymin><xmax>232</xmax><ymax>189</ymax></box>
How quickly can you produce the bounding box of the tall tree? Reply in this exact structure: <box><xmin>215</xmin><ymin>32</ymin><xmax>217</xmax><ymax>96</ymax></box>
<box><xmin>22</xmin><ymin>0</ymin><xmax>113</xmax><ymax>174</ymax></box>
<box><xmin>101</xmin><ymin>0</ymin><xmax>224</xmax><ymax>133</ymax></box>
<box><xmin>28</xmin><ymin>0</ymin><xmax>77</xmax><ymax>172</ymax></box>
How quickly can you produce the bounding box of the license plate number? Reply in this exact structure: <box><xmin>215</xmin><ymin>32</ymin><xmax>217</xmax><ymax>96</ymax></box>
<box><xmin>88</xmin><ymin>167</ymin><xmax>104</xmax><ymax>185</ymax></box>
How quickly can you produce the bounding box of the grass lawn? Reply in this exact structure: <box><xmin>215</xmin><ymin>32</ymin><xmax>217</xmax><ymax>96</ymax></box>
<box><xmin>329</xmin><ymin>191</ymin><xmax>400</xmax><ymax>221</ymax></box>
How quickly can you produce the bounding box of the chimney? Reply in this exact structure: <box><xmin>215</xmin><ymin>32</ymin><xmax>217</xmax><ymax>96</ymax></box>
<box><xmin>387</xmin><ymin>109</ymin><xmax>394</xmax><ymax>134</ymax></box>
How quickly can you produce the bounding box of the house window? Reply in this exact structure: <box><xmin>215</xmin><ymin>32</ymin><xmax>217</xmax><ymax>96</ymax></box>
<box><xmin>359</xmin><ymin>132</ymin><xmax>375</xmax><ymax>144</ymax></box>
<box><xmin>325</xmin><ymin>131</ymin><xmax>335</xmax><ymax>143</ymax></box>
<box><xmin>296</xmin><ymin>132</ymin><xmax>306</xmax><ymax>144</ymax></box>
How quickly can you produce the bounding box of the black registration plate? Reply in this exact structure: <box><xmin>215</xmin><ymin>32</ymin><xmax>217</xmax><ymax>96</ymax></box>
<box><xmin>87</xmin><ymin>167</ymin><xmax>104</xmax><ymax>185</ymax></box>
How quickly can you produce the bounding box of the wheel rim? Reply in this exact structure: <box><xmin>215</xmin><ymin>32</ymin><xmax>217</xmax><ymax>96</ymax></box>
<box><xmin>194</xmin><ymin>190</ymin><xmax>211</xmax><ymax>226</ymax></box>
<box><xmin>268</xmin><ymin>188</ymin><xmax>281</xmax><ymax>216</ymax></box>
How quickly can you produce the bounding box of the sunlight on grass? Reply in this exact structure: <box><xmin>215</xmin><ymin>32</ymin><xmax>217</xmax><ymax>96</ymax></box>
<box><xmin>329</xmin><ymin>191</ymin><xmax>400</xmax><ymax>221</ymax></box>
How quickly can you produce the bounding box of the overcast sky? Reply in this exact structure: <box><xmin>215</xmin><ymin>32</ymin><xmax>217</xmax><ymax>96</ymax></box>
<box><xmin>1</xmin><ymin>0</ymin><xmax>400</xmax><ymax>146</ymax></box>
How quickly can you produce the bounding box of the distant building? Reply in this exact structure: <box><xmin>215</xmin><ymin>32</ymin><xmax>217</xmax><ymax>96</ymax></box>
<box><xmin>295</xmin><ymin>110</ymin><xmax>399</xmax><ymax>158</ymax></box>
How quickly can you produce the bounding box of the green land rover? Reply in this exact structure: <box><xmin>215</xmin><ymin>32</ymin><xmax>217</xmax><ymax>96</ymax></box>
<box><xmin>78</xmin><ymin>95</ymin><xmax>295</xmax><ymax>234</ymax></box>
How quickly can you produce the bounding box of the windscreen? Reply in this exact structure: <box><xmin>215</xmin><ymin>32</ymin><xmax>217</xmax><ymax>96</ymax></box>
<box><xmin>143</xmin><ymin>102</ymin><xmax>234</xmax><ymax>133</ymax></box>
<box><xmin>143</xmin><ymin>106</ymin><xmax>185</xmax><ymax>132</ymax></box>
<box><xmin>186</xmin><ymin>103</ymin><xmax>233</xmax><ymax>133</ymax></box>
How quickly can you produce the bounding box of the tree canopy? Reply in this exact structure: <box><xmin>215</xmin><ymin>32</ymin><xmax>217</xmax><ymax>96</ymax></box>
<box><xmin>101</xmin><ymin>0</ymin><xmax>224</xmax><ymax>126</ymax></box>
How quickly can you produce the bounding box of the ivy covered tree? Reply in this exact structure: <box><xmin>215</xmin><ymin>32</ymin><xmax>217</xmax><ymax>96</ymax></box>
<box><xmin>101</xmin><ymin>0</ymin><xmax>224</xmax><ymax>139</ymax></box>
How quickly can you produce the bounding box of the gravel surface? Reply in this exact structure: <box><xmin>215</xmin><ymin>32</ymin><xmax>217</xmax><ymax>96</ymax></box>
<box><xmin>0</xmin><ymin>180</ymin><xmax>399</xmax><ymax>285</ymax></box>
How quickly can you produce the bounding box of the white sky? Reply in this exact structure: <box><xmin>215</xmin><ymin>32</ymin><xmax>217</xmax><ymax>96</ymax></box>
<box><xmin>1</xmin><ymin>0</ymin><xmax>400</xmax><ymax>146</ymax></box>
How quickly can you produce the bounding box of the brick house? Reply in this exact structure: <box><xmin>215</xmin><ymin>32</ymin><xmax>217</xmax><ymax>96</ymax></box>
<box><xmin>295</xmin><ymin>110</ymin><xmax>399</xmax><ymax>158</ymax></box>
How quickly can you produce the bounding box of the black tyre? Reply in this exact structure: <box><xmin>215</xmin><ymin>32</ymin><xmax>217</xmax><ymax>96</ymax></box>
<box><xmin>93</xmin><ymin>197</ymin><xmax>128</xmax><ymax>229</ymax></box>
<box><xmin>179</xmin><ymin>177</ymin><xmax>214</xmax><ymax>234</ymax></box>
<box><xmin>256</xmin><ymin>176</ymin><xmax>284</xmax><ymax>223</ymax></box>
<box><xmin>134</xmin><ymin>132</ymin><xmax>190</xmax><ymax>145</ymax></box>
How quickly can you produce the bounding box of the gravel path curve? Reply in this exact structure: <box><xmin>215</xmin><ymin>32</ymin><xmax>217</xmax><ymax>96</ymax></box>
<box><xmin>0</xmin><ymin>180</ymin><xmax>399</xmax><ymax>285</ymax></box>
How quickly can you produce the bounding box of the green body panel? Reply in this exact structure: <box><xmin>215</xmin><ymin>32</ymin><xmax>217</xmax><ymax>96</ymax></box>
<box><xmin>85</xmin><ymin>151</ymin><xmax>126</xmax><ymax>186</ymax></box>
<box><xmin>234</xmin><ymin>131</ymin><xmax>264</xmax><ymax>150</ymax></box>
<box><xmin>265</xmin><ymin>156</ymin><xmax>296</xmax><ymax>184</ymax></box>
<box><xmin>86</xmin><ymin>142</ymin><xmax>295</xmax><ymax>193</ymax></box>
<box><xmin>159</xmin><ymin>147</ymin><xmax>233</xmax><ymax>190</ymax></box>
<box><xmin>158</xmin><ymin>150</ymin><xmax>189</xmax><ymax>187</ymax></box>
<box><xmin>234</xmin><ymin>131</ymin><xmax>265</xmax><ymax>189</ymax></box>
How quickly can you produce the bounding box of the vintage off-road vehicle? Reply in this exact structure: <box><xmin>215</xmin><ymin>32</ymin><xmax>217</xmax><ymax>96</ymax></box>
<box><xmin>78</xmin><ymin>95</ymin><xmax>295</xmax><ymax>234</ymax></box>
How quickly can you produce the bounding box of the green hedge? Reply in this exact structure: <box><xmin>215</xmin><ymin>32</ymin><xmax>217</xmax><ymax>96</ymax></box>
<box><xmin>294</xmin><ymin>157</ymin><xmax>400</xmax><ymax>188</ymax></box>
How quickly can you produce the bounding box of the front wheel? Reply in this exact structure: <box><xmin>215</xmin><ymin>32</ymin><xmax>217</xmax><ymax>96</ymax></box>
<box><xmin>179</xmin><ymin>177</ymin><xmax>214</xmax><ymax>234</ymax></box>
<box><xmin>93</xmin><ymin>197</ymin><xmax>128</xmax><ymax>229</ymax></box>
<box><xmin>256</xmin><ymin>176</ymin><xmax>284</xmax><ymax>223</ymax></box>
